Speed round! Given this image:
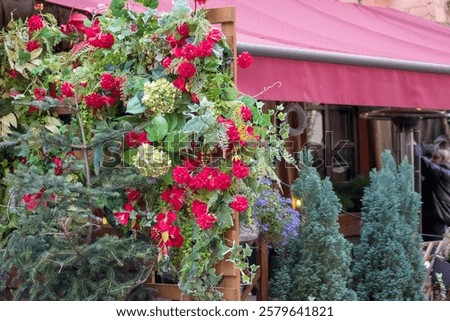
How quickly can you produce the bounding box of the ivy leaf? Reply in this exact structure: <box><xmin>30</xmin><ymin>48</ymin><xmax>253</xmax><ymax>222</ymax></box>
<box><xmin>135</xmin><ymin>0</ymin><xmax>159</xmax><ymax>9</ymax></box>
<box><xmin>126</xmin><ymin>96</ymin><xmax>145</xmax><ymax>114</ymax></box>
<box><xmin>110</xmin><ymin>0</ymin><xmax>126</xmax><ymax>16</ymax></box>
<box><xmin>145</xmin><ymin>115</ymin><xmax>168</xmax><ymax>143</ymax></box>
<box><xmin>18</xmin><ymin>50</ymin><xmax>31</xmax><ymax>64</ymax></box>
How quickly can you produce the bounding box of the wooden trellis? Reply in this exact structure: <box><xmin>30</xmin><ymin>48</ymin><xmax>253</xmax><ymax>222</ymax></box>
<box><xmin>146</xmin><ymin>7</ymin><xmax>268</xmax><ymax>301</ymax></box>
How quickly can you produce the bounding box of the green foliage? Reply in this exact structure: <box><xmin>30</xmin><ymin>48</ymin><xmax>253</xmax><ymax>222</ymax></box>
<box><xmin>270</xmin><ymin>149</ymin><xmax>356</xmax><ymax>301</ymax></box>
<box><xmin>352</xmin><ymin>151</ymin><xmax>425</xmax><ymax>300</ymax></box>
<box><xmin>332</xmin><ymin>175</ymin><xmax>370</xmax><ymax>212</ymax></box>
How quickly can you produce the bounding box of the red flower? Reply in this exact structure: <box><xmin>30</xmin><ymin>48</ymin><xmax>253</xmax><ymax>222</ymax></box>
<box><xmin>34</xmin><ymin>3</ymin><xmax>44</xmax><ymax>10</ymax></box>
<box><xmin>26</xmin><ymin>40</ymin><xmax>40</xmax><ymax>52</ymax></box>
<box><xmin>190</xmin><ymin>93</ymin><xmax>199</xmax><ymax>104</ymax></box>
<box><xmin>161</xmin><ymin>186</ymin><xmax>186</xmax><ymax>211</ymax></box>
<box><xmin>206</xmin><ymin>29</ymin><xmax>222</xmax><ymax>43</ymax></box>
<box><xmin>240</xmin><ymin>106</ymin><xmax>253</xmax><ymax>122</ymax></box>
<box><xmin>195</xmin><ymin>0</ymin><xmax>208</xmax><ymax>5</ymax></box>
<box><xmin>7</xmin><ymin>69</ymin><xmax>19</xmax><ymax>79</ymax></box>
<box><xmin>29</xmin><ymin>105</ymin><xmax>39</xmax><ymax>114</ymax></box>
<box><xmin>114</xmin><ymin>211</ymin><xmax>130</xmax><ymax>225</ymax></box>
<box><xmin>85</xmin><ymin>93</ymin><xmax>106</xmax><ymax>111</ymax></box>
<box><xmin>151</xmin><ymin>211</ymin><xmax>184</xmax><ymax>254</ymax></box>
<box><xmin>61</xmin><ymin>13</ymin><xmax>88</xmax><ymax>34</ymax></box>
<box><xmin>176</xmin><ymin>23</ymin><xmax>190</xmax><ymax>37</ymax></box>
<box><xmin>52</xmin><ymin>157</ymin><xmax>63</xmax><ymax>176</ymax></box>
<box><xmin>181</xmin><ymin>44</ymin><xmax>199</xmax><ymax>61</ymax></box>
<box><xmin>100</xmin><ymin>73</ymin><xmax>117</xmax><ymax>91</ymax></box>
<box><xmin>196</xmin><ymin>213</ymin><xmax>217</xmax><ymax>230</ymax></box>
<box><xmin>162</xmin><ymin>57</ymin><xmax>172</xmax><ymax>69</ymax></box>
<box><xmin>22</xmin><ymin>188</ymin><xmax>46</xmax><ymax>211</ymax></box>
<box><xmin>172</xmin><ymin>76</ymin><xmax>186</xmax><ymax>91</ymax></box>
<box><xmin>230</xmin><ymin>195</ymin><xmax>249</xmax><ymax>213</ymax></box>
<box><xmin>61</xmin><ymin>82</ymin><xmax>75</xmax><ymax>97</ymax></box>
<box><xmin>177</xmin><ymin>62</ymin><xmax>196</xmax><ymax>79</ymax></box>
<box><xmin>183</xmin><ymin>158</ymin><xmax>200</xmax><ymax>171</ymax></box>
<box><xmin>92</xmin><ymin>33</ymin><xmax>115</xmax><ymax>49</ymax></box>
<box><xmin>28</xmin><ymin>15</ymin><xmax>44</xmax><ymax>33</ymax></box>
<box><xmin>123</xmin><ymin>203</ymin><xmax>133</xmax><ymax>212</ymax></box>
<box><xmin>20</xmin><ymin>157</ymin><xmax>27</xmax><ymax>164</ymax></box>
<box><xmin>173</xmin><ymin>166</ymin><xmax>192</xmax><ymax>185</ymax></box>
<box><xmin>33</xmin><ymin>87</ymin><xmax>46</xmax><ymax>101</ymax></box>
<box><xmin>197</xmin><ymin>40</ymin><xmax>213</xmax><ymax>57</ymax></box>
<box><xmin>125</xmin><ymin>131</ymin><xmax>150</xmax><ymax>148</ymax></box>
<box><xmin>218</xmin><ymin>117</ymin><xmax>240</xmax><ymax>143</ymax></box>
<box><xmin>190</xmin><ymin>166</ymin><xmax>214</xmax><ymax>190</ymax></box>
<box><xmin>237</xmin><ymin>51</ymin><xmax>253</xmax><ymax>69</ymax></box>
<box><xmin>232</xmin><ymin>160</ymin><xmax>250</xmax><ymax>179</ymax></box>
<box><xmin>126</xmin><ymin>189</ymin><xmax>141</xmax><ymax>204</ymax></box>
<box><xmin>192</xmin><ymin>200</ymin><xmax>208</xmax><ymax>218</ymax></box>
<box><xmin>212</xmin><ymin>172</ymin><xmax>232</xmax><ymax>190</ymax></box>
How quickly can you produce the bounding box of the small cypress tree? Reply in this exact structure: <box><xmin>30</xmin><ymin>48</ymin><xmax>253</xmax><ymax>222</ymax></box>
<box><xmin>271</xmin><ymin>150</ymin><xmax>356</xmax><ymax>301</ymax></box>
<box><xmin>353</xmin><ymin>150</ymin><xmax>425</xmax><ymax>300</ymax></box>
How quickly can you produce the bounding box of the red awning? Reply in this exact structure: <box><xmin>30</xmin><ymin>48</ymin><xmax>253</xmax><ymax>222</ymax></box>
<box><xmin>45</xmin><ymin>0</ymin><xmax>450</xmax><ymax>109</ymax></box>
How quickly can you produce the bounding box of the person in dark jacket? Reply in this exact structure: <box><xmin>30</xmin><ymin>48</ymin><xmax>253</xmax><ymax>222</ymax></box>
<box><xmin>416</xmin><ymin>146</ymin><xmax>450</xmax><ymax>241</ymax></box>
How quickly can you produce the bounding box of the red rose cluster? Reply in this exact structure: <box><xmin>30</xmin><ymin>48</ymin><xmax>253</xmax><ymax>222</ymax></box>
<box><xmin>163</xmin><ymin>24</ymin><xmax>223</xmax><ymax>92</ymax></box>
<box><xmin>89</xmin><ymin>73</ymin><xmax>122</xmax><ymax>110</ymax></box>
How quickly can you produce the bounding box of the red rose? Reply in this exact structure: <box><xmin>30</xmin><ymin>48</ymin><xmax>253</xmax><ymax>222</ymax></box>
<box><xmin>123</xmin><ymin>203</ymin><xmax>133</xmax><ymax>212</ymax></box>
<box><xmin>28</xmin><ymin>105</ymin><xmax>39</xmax><ymax>114</ymax></box>
<box><xmin>192</xmin><ymin>200</ymin><xmax>208</xmax><ymax>218</ymax></box>
<box><xmin>85</xmin><ymin>93</ymin><xmax>106</xmax><ymax>111</ymax></box>
<box><xmin>100</xmin><ymin>73</ymin><xmax>117</xmax><ymax>91</ymax></box>
<box><xmin>232</xmin><ymin>160</ymin><xmax>250</xmax><ymax>179</ymax></box>
<box><xmin>195</xmin><ymin>0</ymin><xmax>208</xmax><ymax>5</ymax></box>
<box><xmin>61</xmin><ymin>82</ymin><xmax>75</xmax><ymax>97</ymax></box>
<box><xmin>7</xmin><ymin>69</ymin><xmax>19</xmax><ymax>79</ymax></box>
<box><xmin>33</xmin><ymin>87</ymin><xmax>46</xmax><ymax>101</ymax></box>
<box><xmin>125</xmin><ymin>131</ymin><xmax>150</xmax><ymax>148</ymax></box>
<box><xmin>206</xmin><ymin>29</ymin><xmax>222</xmax><ymax>43</ymax></box>
<box><xmin>177</xmin><ymin>62</ymin><xmax>196</xmax><ymax>79</ymax></box>
<box><xmin>237</xmin><ymin>51</ymin><xmax>253</xmax><ymax>69</ymax></box>
<box><xmin>161</xmin><ymin>186</ymin><xmax>186</xmax><ymax>211</ymax></box>
<box><xmin>230</xmin><ymin>195</ymin><xmax>249</xmax><ymax>213</ymax></box>
<box><xmin>212</xmin><ymin>172</ymin><xmax>232</xmax><ymax>191</ymax></box>
<box><xmin>34</xmin><ymin>3</ymin><xmax>44</xmax><ymax>10</ymax></box>
<box><xmin>172</xmin><ymin>76</ymin><xmax>186</xmax><ymax>91</ymax></box>
<box><xmin>176</xmin><ymin>23</ymin><xmax>190</xmax><ymax>37</ymax></box>
<box><xmin>26</xmin><ymin>40</ymin><xmax>40</xmax><ymax>52</ymax></box>
<box><xmin>196</xmin><ymin>213</ymin><xmax>217</xmax><ymax>230</ymax></box>
<box><xmin>28</xmin><ymin>15</ymin><xmax>44</xmax><ymax>33</ymax></box>
<box><xmin>197</xmin><ymin>40</ymin><xmax>213</xmax><ymax>57</ymax></box>
<box><xmin>240</xmin><ymin>106</ymin><xmax>253</xmax><ymax>122</ymax></box>
<box><xmin>181</xmin><ymin>44</ymin><xmax>199</xmax><ymax>61</ymax></box>
<box><xmin>172</xmin><ymin>166</ymin><xmax>192</xmax><ymax>185</ymax></box>
<box><xmin>162</xmin><ymin>57</ymin><xmax>172</xmax><ymax>69</ymax></box>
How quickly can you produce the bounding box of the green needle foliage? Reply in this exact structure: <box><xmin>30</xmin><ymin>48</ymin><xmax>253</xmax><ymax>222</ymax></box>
<box><xmin>352</xmin><ymin>150</ymin><xmax>425</xmax><ymax>300</ymax></box>
<box><xmin>271</xmin><ymin>149</ymin><xmax>356</xmax><ymax>301</ymax></box>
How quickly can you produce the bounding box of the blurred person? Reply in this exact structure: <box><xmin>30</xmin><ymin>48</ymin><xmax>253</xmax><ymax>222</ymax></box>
<box><xmin>415</xmin><ymin>145</ymin><xmax>450</xmax><ymax>241</ymax></box>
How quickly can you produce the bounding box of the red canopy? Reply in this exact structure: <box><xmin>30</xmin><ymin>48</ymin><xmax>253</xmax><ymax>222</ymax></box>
<box><xmin>46</xmin><ymin>0</ymin><xmax>450</xmax><ymax>109</ymax></box>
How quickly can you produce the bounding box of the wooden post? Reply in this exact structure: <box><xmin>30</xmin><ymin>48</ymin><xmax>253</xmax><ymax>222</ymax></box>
<box><xmin>206</xmin><ymin>7</ymin><xmax>237</xmax><ymax>85</ymax></box>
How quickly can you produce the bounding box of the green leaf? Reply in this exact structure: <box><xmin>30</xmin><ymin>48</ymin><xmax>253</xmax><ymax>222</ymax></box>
<box><xmin>123</xmin><ymin>148</ymin><xmax>137</xmax><ymax>165</ymax></box>
<box><xmin>135</xmin><ymin>0</ymin><xmax>159</xmax><ymax>9</ymax></box>
<box><xmin>165</xmin><ymin>113</ymin><xmax>178</xmax><ymax>132</ymax></box>
<box><xmin>145</xmin><ymin>115</ymin><xmax>168</xmax><ymax>143</ymax></box>
<box><xmin>110</xmin><ymin>0</ymin><xmax>125</xmax><ymax>16</ymax></box>
<box><xmin>126</xmin><ymin>96</ymin><xmax>145</xmax><ymax>114</ymax></box>
<box><xmin>18</xmin><ymin>50</ymin><xmax>31</xmax><ymax>63</ymax></box>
